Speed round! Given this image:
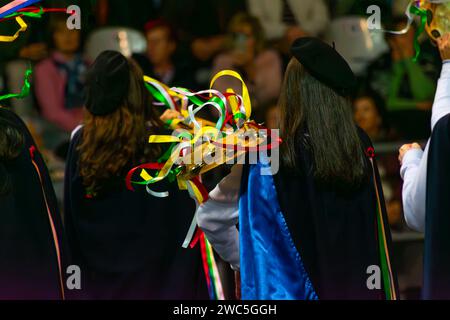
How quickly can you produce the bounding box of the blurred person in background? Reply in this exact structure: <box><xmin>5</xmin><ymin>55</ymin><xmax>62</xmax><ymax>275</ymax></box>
<box><xmin>247</xmin><ymin>0</ymin><xmax>329</xmax><ymax>42</ymax></box>
<box><xmin>212</xmin><ymin>13</ymin><xmax>283</xmax><ymax>111</ymax></box>
<box><xmin>247</xmin><ymin>0</ymin><xmax>329</xmax><ymax>61</ymax></box>
<box><xmin>34</xmin><ymin>15</ymin><xmax>88</xmax><ymax>151</ymax></box>
<box><xmin>169</xmin><ymin>0</ymin><xmax>247</xmax><ymax>87</ymax></box>
<box><xmin>386</xmin><ymin>19</ymin><xmax>436</xmax><ymax>112</ymax></box>
<box><xmin>353</xmin><ymin>90</ymin><xmax>395</xmax><ymax>143</ymax></box>
<box><xmin>367</xmin><ymin>17</ymin><xmax>437</xmax><ymax>140</ymax></box>
<box><xmin>132</xmin><ymin>20</ymin><xmax>196</xmax><ymax>89</ymax></box>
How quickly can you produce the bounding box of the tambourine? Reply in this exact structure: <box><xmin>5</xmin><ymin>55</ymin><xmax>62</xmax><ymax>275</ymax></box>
<box><xmin>420</xmin><ymin>0</ymin><xmax>450</xmax><ymax>41</ymax></box>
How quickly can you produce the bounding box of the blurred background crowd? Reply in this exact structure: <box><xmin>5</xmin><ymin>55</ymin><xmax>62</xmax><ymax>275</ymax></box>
<box><xmin>0</xmin><ymin>0</ymin><xmax>440</xmax><ymax>298</ymax></box>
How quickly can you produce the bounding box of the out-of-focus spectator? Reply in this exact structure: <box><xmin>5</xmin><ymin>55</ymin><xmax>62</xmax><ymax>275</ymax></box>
<box><xmin>34</xmin><ymin>16</ymin><xmax>87</xmax><ymax>138</ymax></box>
<box><xmin>353</xmin><ymin>91</ymin><xmax>394</xmax><ymax>142</ymax></box>
<box><xmin>386</xmin><ymin>20</ymin><xmax>436</xmax><ymax>112</ymax></box>
<box><xmin>366</xmin><ymin>17</ymin><xmax>438</xmax><ymax>140</ymax></box>
<box><xmin>132</xmin><ymin>20</ymin><xmax>195</xmax><ymax>89</ymax></box>
<box><xmin>181</xmin><ymin>0</ymin><xmax>246</xmax><ymax>63</ymax></box>
<box><xmin>247</xmin><ymin>0</ymin><xmax>329</xmax><ymax>42</ymax></box>
<box><xmin>212</xmin><ymin>13</ymin><xmax>283</xmax><ymax>110</ymax></box>
<box><xmin>96</xmin><ymin>0</ymin><xmax>245</xmax><ymax>65</ymax></box>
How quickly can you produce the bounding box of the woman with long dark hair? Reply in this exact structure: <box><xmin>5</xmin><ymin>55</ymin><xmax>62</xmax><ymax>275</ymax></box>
<box><xmin>197</xmin><ymin>38</ymin><xmax>398</xmax><ymax>300</ymax></box>
<box><xmin>0</xmin><ymin>107</ymin><xmax>67</xmax><ymax>300</ymax></box>
<box><xmin>64</xmin><ymin>51</ymin><xmax>208</xmax><ymax>299</ymax></box>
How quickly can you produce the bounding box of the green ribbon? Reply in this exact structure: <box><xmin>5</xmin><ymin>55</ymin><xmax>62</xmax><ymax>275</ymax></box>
<box><xmin>0</xmin><ymin>68</ymin><xmax>32</xmax><ymax>102</ymax></box>
<box><xmin>4</xmin><ymin>6</ymin><xmax>44</xmax><ymax>19</ymax></box>
<box><xmin>409</xmin><ymin>4</ymin><xmax>428</xmax><ymax>62</ymax></box>
<box><xmin>144</xmin><ymin>82</ymin><xmax>171</xmax><ymax>108</ymax></box>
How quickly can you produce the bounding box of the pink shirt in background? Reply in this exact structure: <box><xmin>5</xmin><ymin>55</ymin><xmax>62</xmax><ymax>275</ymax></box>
<box><xmin>34</xmin><ymin>52</ymin><xmax>85</xmax><ymax>132</ymax></box>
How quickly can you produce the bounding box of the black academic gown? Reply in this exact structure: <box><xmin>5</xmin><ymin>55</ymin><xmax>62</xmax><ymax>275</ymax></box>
<box><xmin>272</xmin><ymin>128</ymin><xmax>398</xmax><ymax>299</ymax></box>
<box><xmin>0</xmin><ymin>108</ymin><xmax>66</xmax><ymax>300</ymax></box>
<box><xmin>424</xmin><ymin>114</ymin><xmax>450</xmax><ymax>299</ymax></box>
<box><xmin>64</xmin><ymin>129</ymin><xmax>208</xmax><ymax>300</ymax></box>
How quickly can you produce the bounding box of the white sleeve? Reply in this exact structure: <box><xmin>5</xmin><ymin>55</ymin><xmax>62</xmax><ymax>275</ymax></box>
<box><xmin>431</xmin><ymin>61</ymin><xmax>450</xmax><ymax>129</ymax></box>
<box><xmin>400</xmin><ymin>61</ymin><xmax>450</xmax><ymax>232</ymax></box>
<box><xmin>196</xmin><ymin>165</ymin><xmax>243</xmax><ymax>271</ymax></box>
<box><xmin>400</xmin><ymin>146</ymin><xmax>427</xmax><ymax>232</ymax></box>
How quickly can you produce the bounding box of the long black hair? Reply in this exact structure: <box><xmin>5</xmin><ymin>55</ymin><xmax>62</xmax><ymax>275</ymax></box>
<box><xmin>279</xmin><ymin>58</ymin><xmax>367</xmax><ymax>187</ymax></box>
<box><xmin>0</xmin><ymin>118</ymin><xmax>24</xmax><ymax>195</ymax></box>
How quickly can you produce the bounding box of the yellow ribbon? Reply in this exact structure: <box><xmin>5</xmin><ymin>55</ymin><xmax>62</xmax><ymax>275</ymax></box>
<box><xmin>0</xmin><ymin>16</ymin><xmax>27</xmax><ymax>42</ymax></box>
<box><xmin>210</xmin><ymin>70</ymin><xmax>252</xmax><ymax>120</ymax></box>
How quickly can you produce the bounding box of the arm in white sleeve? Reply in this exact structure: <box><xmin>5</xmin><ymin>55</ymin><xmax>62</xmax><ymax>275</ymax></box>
<box><xmin>196</xmin><ymin>165</ymin><xmax>243</xmax><ymax>270</ymax></box>
<box><xmin>401</xmin><ymin>146</ymin><xmax>427</xmax><ymax>232</ymax></box>
<box><xmin>401</xmin><ymin>60</ymin><xmax>450</xmax><ymax>232</ymax></box>
<box><xmin>431</xmin><ymin>61</ymin><xmax>450</xmax><ymax>129</ymax></box>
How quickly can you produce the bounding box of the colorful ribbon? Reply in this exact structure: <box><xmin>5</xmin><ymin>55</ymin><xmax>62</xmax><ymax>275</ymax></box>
<box><xmin>0</xmin><ymin>15</ymin><xmax>27</xmax><ymax>42</ymax></box>
<box><xmin>409</xmin><ymin>3</ymin><xmax>429</xmax><ymax>62</ymax></box>
<box><xmin>29</xmin><ymin>145</ymin><xmax>65</xmax><ymax>300</ymax></box>
<box><xmin>0</xmin><ymin>4</ymin><xmax>71</xmax><ymax>42</ymax></box>
<box><xmin>366</xmin><ymin>147</ymin><xmax>397</xmax><ymax>300</ymax></box>
<box><xmin>0</xmin><ymin>67</ymin><xmax>32</xmax><ymax>102</ymax></box>
<box><xmin>0</xmin><ymin>0</ymin><xmax>41</xmax><ymax>19</ymax></box>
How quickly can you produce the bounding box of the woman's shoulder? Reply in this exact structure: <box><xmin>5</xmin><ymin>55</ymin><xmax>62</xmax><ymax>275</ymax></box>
<box><xmin>0</xmin><ymin>108</ymin><xmax>30</xmax><ymax>137</ymax></box>
<box><xmin>356</xmin><ymin>126</ymin><xmax>374</xmax><ymax>150</ymax></box>
<box><xmin>0</xmin><ymin>107</ymin><xmax>21</xmax><ymax>124</ymax></box>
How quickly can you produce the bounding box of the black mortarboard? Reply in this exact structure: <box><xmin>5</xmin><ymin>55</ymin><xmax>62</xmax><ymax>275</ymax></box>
<box><xmin>85</xmin><ymin>51</ymin><xmax>130</xmax><ymax>116</ymax></box>
<box><xmin>290</xmin><ymin>37</ymin><xmax>356</xmax><ymax>97</ymax></box>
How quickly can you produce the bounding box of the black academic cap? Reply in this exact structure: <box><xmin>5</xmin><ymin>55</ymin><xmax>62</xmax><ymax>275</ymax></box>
<box><xmin>85</xmin><ymin>51</ymin><xmax>130</xmax><ymax>116</ymax></box>
<box><xmin>290</xmin><ymin>37</ymin><xmax>356</xmax><ymax>97</ymax></box>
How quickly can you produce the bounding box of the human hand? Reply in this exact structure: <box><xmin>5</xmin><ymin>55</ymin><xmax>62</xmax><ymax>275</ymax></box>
<box><xmin>160</xmin><ymin>109</ymin><xmax>182</xmax><ymax>123</ymax></box>
<box><xmin>398</xmin><ymin>143</ymin><xmax>422</xmax><ymax>165</ymax></box>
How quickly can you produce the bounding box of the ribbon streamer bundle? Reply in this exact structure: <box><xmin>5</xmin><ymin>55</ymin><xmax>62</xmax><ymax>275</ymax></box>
<box><xmin>126</xmin><ymin>71</ymin><xmax>280</xmax><ymax>300</ymax></box>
